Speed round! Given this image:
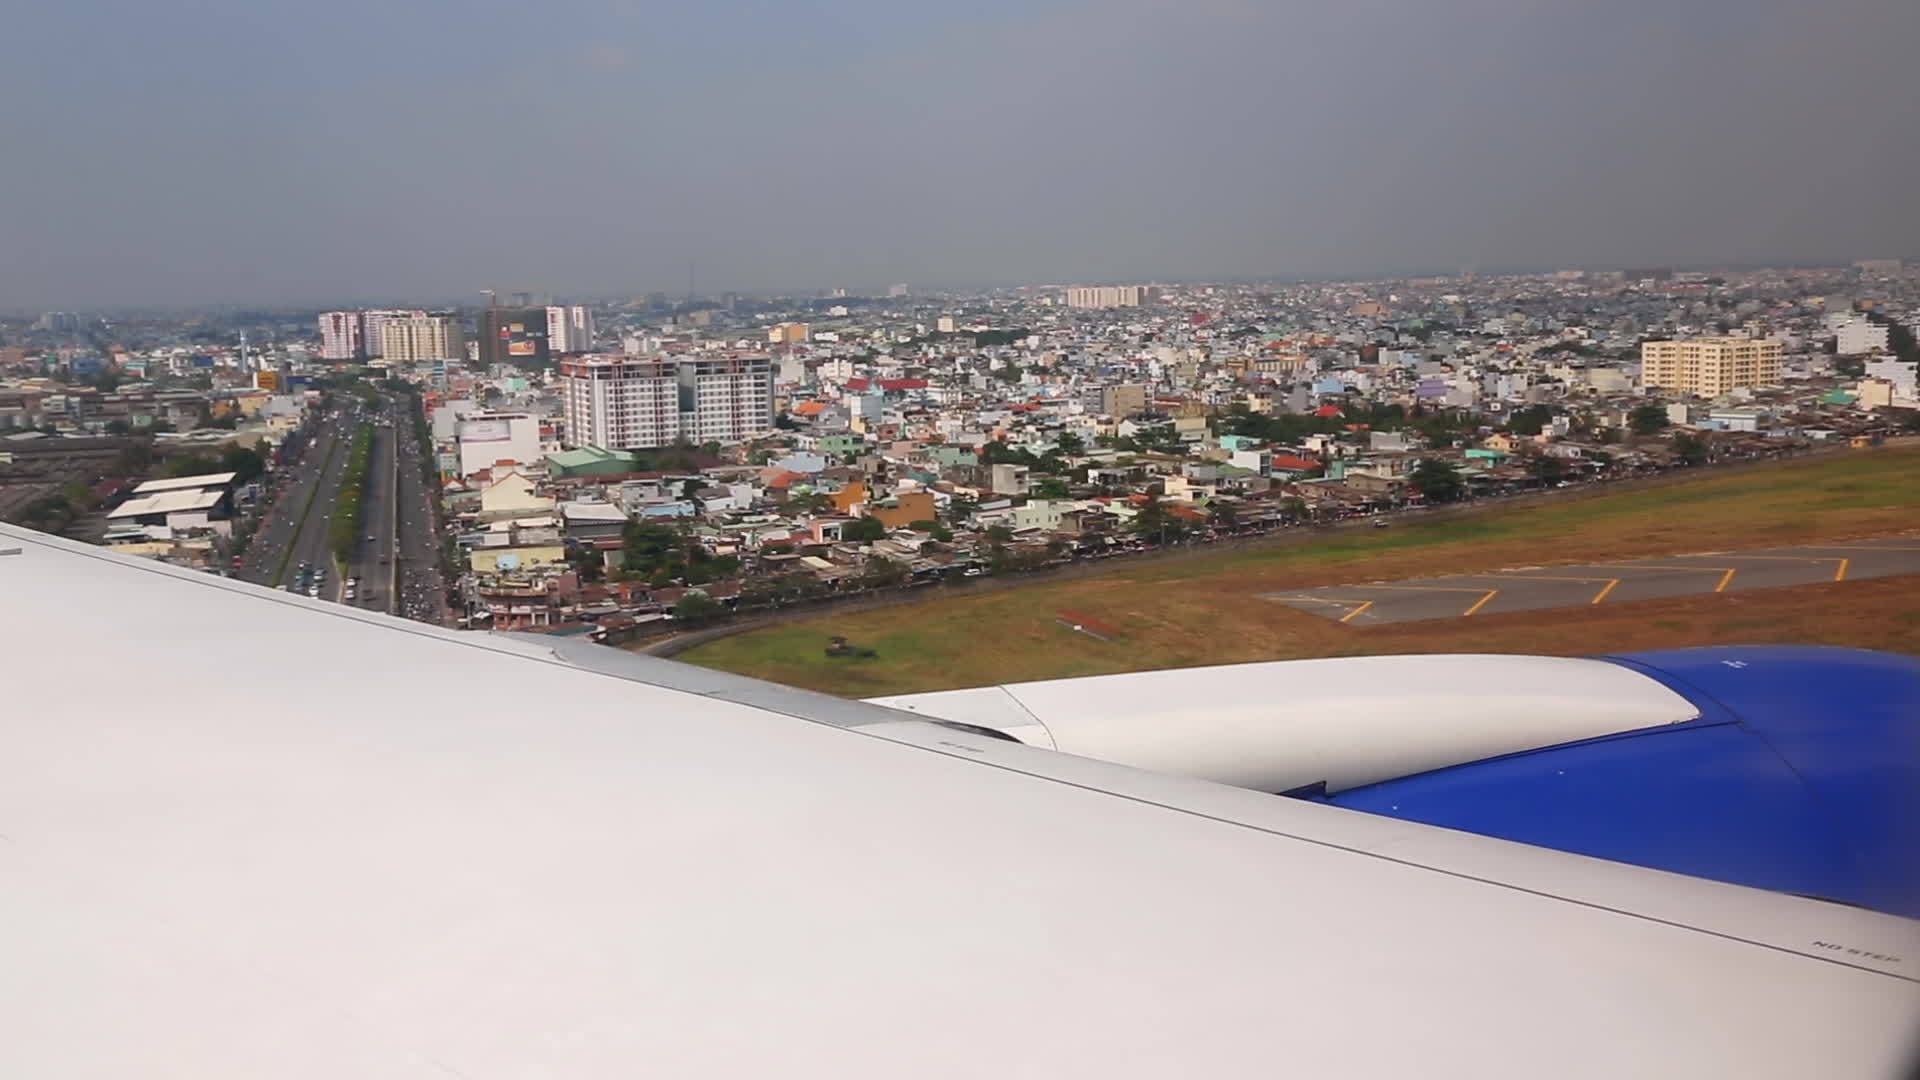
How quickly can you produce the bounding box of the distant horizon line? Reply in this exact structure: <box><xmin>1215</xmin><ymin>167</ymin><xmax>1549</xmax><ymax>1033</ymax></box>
<box><xmin>5</xmin><ymin>256</ymin><xmax>1906</xmax><ymax>318</ymax></box>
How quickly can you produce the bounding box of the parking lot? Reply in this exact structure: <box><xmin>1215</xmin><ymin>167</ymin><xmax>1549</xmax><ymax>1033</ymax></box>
<box><xmin>1267</xmin><ymin>537</ymin><xmax>1920</xmax><ymax>626</ymax></box>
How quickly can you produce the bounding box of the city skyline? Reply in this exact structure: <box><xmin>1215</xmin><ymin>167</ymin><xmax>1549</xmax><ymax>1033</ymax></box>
<box><xmin>6</xmin><ymin>255</ymin><xmax>1912</xmax><ymax>319</ymax></box>
<box><xmin>4</xmin><ymin>0</ymin><xmax>1918</xmax><ymax>309</ymax></box>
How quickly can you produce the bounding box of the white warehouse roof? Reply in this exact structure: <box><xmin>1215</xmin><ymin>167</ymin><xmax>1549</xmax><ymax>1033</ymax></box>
<box><xmin>132</xmin><ymin>471</ymin><xmax>237</xmax><ymax>495</ymax></box>
<box><xmin>108</xmin><ymin>489</ymin><xmax>225</xmax><ymax>518</ymax></box>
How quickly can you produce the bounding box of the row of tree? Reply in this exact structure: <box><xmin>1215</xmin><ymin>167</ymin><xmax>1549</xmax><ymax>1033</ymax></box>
<box><xmin>161</xmin><ymin>443</ymin><xmax>268</xmax><ymax>486</ymax></box>
<box><xmin>620</xmin><ymin>520</ymin><xmax>741</xmax><ymax>588</ymax></box>
<box><xmin>1404</xmin><ymin>430</ymin><xmax>1707</xmax><ymax>503</ymax></box>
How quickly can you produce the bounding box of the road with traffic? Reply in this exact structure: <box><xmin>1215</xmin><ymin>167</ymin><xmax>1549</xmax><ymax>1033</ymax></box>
<box><xmin>238</xmin><ymin>402</ymin><xmax>355</xmax><ymax>589</ymax></box>
<box><xmin>285</xmin><ymin>404</ymin><xmax>363</xmax><ymax>599</ymax></box>
<box><xmin>391</xmin><ymin>394</ymin><xmax>450</xmax><ymax>625</ymax></box>
<box><xmin>236</xmin><ymin>389</ymin><xmax>446</xmax><ymax>620</ymax></box>
<box><xmin>345</xmin><ymin>404</ymin><xmax>398</xmax><ymax>613</ymax></box>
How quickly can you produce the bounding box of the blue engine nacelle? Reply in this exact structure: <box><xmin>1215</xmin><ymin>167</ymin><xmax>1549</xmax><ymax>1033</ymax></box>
<box><xmin>1322</xmin><ymin>646</ymin><xmax>1920</xmax><ymax>918</ymax></box>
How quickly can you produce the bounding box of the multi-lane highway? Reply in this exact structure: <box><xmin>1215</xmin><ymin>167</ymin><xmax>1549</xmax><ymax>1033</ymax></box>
<box><xmin>337</xmin><ymin>392</ymin><xmax>448</xmax><ymax>624</ymax></box>
<box><xmin>238</xmin><ymin>401</ymin><xmax>359</xmax><ymax>590</ymax></box>
<box><xmin>392</xmin><ymin>395</ymin><xmax>450</xmax><ymax>625</ymax></box>
<box><xmin>286</xmin><ymin>411</ymin><xmax>360</xmax><ymax>598</ymax></box>
<box><xmin>345</xmin><ymin>407</ymin><xmax>398</xmax><ymax>612</ymax></box>
<box><xmin>237</xmin><ymin>390</ymin><xmax>448</xmax><ymax>625</ymax></box>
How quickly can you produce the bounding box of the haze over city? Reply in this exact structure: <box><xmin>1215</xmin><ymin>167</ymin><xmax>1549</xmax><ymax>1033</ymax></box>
<box><xmin>5</xmin><ymin>0</ymin><xmax>1918</xmax><ymax>308</ymax></box>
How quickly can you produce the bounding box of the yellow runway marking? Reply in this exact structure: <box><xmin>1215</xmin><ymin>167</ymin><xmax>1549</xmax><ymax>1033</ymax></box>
<box><xmin>1616</xmin><ymin>565</ymin><xmax>1741</xmax><ymax>592</ymax></box>
<box><xmin>1349</xmin><ymin>583</ymin><xmax>1502</xmax><ymax>617</ymax></box>
<box><xmin>1706</xmin><ymin>553</ymin><xmax>1851</xmax><ymax>583</ymax></box>
<box><xmin>1354</xmin><ymin>584</ymin><xmax>1496</xmax><ymax>592</ymax></box>
<box><xmin>1794</xmin><ymin>544</ymin><xmax>1920</xmax><ymax>551</ymax></box>
<box><xmin>1480</xmin><ymin>572</ymin><xmax>1622</xmax><ymax>605</ymax></box>
<box><xmin>1339</xmin><ymin>600</ymin><xmax>1374</xmax><ymax>624</ymax></box>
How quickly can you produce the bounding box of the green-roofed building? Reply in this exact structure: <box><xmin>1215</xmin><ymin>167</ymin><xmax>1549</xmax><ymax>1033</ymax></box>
<box><xmin>546</xmin><ymin>445</ymin><xmax>637</xmax><ymax>478</ymax></box>
<box><xmin>1821</xmin><ymin>388</ymin><xmax>1857</xmax><ymax>406</ymax></box>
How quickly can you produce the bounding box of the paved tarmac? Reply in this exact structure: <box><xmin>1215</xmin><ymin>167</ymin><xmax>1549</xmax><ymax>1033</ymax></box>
<box><xmin>1267</xmin><ymin>537</ymin><xmax>1920</xmax><ymax>626</ymax></box>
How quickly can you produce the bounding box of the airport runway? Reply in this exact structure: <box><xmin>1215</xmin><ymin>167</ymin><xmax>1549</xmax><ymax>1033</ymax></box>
<box><xmin>1267</xmin><ymin>537</ymin><xmax>1920</xmax><ymax>626</ymax></box>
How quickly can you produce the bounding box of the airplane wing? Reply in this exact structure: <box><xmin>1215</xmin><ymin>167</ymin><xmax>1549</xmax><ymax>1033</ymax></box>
<box><xmin>3</xmin><ymin>521</ymin><xmax>1916</xmax><ymax>1078</ymax></box>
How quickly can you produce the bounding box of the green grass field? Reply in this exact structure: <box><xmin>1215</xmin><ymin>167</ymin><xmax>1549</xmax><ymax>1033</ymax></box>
<box><xmin>674</xmin><ymin>444</ymin><xmax>1920</xmax><ymax>696</ymax></box>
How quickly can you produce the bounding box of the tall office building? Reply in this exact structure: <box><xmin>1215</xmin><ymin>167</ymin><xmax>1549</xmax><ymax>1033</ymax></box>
<box><xmin>317</xmin><ymin>312</ymin><xmax>365</xmax><ymax>360</ymax></box>
<box><xmin>34</xmin><ymin>311</ymin><xmax>84</xmax><ymax>334</ymax></box>
<box><xmin>546</xmin><ymin>305</ymin><xmax>596</xmax><ymax>355</ymax></box>
<box><xmin>1640</xmin><ymin>337</ymin><xmax>1783</xmax><ymax>397</ymax></box>
<box><xmin>677</xmin><ymin>354</ymin><xmax>773</xmax><ymax>444</ymax></box>
<box><xmin>379</xmin><ymin>312</ymin><xmax>467</xmax><ymax>364</ymax></box>
<box><xmin>360</xmin><ymin>310</ymin><xmax>409</xmax><ymax>358</ymax></box>
<box><xmin>480</xmin><ymin>306</ymin><xmax>551</xmax><ymax>367</ymax></box>
<box><xmin>1065</xmin><ymin>285</ymin><xmax>1158</xmax><ymax>309</ymax></box>
<box><xmin>559</xmin><ymin>355</ymin><xmax>681</xmax><ymax>450</ymax></box>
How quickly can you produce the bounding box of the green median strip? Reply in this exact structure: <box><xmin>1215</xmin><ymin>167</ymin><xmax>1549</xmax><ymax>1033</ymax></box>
<box><xmin>328</xmin><ymin>423</ymin><xmax>375</xmax><ymax>567</ymax></box>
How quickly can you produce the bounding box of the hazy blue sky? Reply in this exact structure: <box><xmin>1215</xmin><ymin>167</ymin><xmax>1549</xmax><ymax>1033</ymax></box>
<box><xmin>4</xmin><ymin>0</ymin><xmax>1916</xmax><ymax>307</ymax></box>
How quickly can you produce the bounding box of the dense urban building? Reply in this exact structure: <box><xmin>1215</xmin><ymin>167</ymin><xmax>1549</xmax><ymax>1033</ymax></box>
<box><xmin>545</xmin><ymin>305</ymin><xmax>595</xmax><ymax>355</ymax></box>
<box><xmin>379</xmin><ymin>311</ymin><xmax>465</xmax><ymax>363</ymax></box>
<box><xmin>1836</xmin><ymin>318</ymin><xmax>1891</xmax><ymax>356</ymax></box>
<box><xmin>8</xmin><ymin>263</ymin><xmax>1917</xmax><ymax>618</ymax></box>
<box><xmin>361</xmin><ymin>310</ymin><xmax>405</xmax><ymax>358</ymax></box>
<box><xmin>559</xmin><ymin>354</ymin><xmax>680</xmax><ymax>450</ymax></box>
<box><xmin>1640</xmin><ymin>337</ymin><xmax>1784</xmax><ymax>396</ymax></box>
<box><xmin>1101</xmin><ymin>382</ymin><xmax>1147</xmax><ymax>418</ymax></box>
<box><xmin>455</xmin><ymin>411</ymin><xmax>543</xmax><ymax>478</ymax></box>
<box><xmin>677</xmin><ymin>354</ymin><xmax>774</xmax><ymax>444</ymax></box>
<box><xmin>1066</xmin><ymin>285</ymin><xmax>1158</xmax><ymax>309</ymax></box>
<box><xmin>317</xmin><ymin>311</ymin><xmax>364</xmax><ymax>360</ymax></box>
<box><xmin>479</xmin><ymin>306</ymin><xmax>551</xmax><ymax>367</ymax></box>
